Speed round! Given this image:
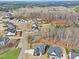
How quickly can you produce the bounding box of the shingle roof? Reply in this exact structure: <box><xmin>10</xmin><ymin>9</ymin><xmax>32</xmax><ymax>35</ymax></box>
<box><xmin>34</xmin><ymin>44</ymin><xmax>46</xmax><ymax>53</ymax></box>
<box><xmin>7</xmin><ymin>28</ymin><xmax>16</xmax><ymax>33</ymax></box>
<box><xmin>4</xmin><ymin>22</ymin><xmax>16</xmax><ymax>30</ymax></box>
<box><xmin>0</xmin><ymin>37</ymin><xmax>8</xmax><ymax>42</ymax></box>
<box><xmin>7</xmin><ymin>23</ymin><xmax>16</xmax><ymax>29</ymax></box>
<box><xmin>0</xmin><ymin>37</ymin><xmax>4</xmax><ymax>42</ymax></box>
<box><xmin>69</xmin><ymin>50</ymin><xmax>79</xmax><ymax>59</ymax></box>
<box><xmin>47</xmin><ymin>46</ymin><xmax>62</xmax><ymax>57</ymax></box>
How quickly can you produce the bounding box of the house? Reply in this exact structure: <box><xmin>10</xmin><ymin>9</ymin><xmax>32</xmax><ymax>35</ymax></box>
<box><xmin>4</xmin><ymin>22</ymin><xmax>16</xmax><ymax>36</ymax></box>
<box><xmin>4</xmin><ymin>22</ymin><xmax>22</xmax><ymax>36</ymax></box>
<box><xmin>69</xmin><ymin>50</ymin><xmax>79</xmax><ymax>59</ymax></box>
<box><xmin>33</xmin><ymin>43</ymin><xmax>46</xmax><ymax>56</ymax></box>
<box><xmin>0</xmin><ymin>37</ymin><xmax>9</xmax><ymax>46</ymax></box>
<box><xmin>47</xmin><ymin>46</ymin><xmax>62</xmax><ymax>59</ymax></box>
<box><xmin>6</xmin><ymin>29</ymin><xmax>16</xmax><ymax>36</ymax></box>
<box><xmin>31</xmin><ymin>20</ymin><xmax>39</xmax><ymax>32</ymax></box>
<box><xmin>1</xmin><ymin>12</ymin><xmax>14</xmax><ymax>21</ymax></box>
<box><xmin>5</xmin><ymin>22</ymin><xmax>16</xmax><ymax>29</ymax></box>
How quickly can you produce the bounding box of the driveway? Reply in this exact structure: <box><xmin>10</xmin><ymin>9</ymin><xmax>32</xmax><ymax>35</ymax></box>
<box><xmin>24</xmin><ymin>49</ymin><xmax>34</xmax><ymax>56</ymax></box>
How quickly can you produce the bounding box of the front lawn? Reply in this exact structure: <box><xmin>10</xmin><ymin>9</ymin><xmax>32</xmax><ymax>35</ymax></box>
<box><xmin>0</xmin><ymin>48</ymin><xmax>20</xmax><ymax>59</ymax></box>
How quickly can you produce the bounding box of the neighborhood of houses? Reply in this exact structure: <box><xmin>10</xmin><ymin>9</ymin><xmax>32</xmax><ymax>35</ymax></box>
<box><xmin>0</xmin><ymin>11</ymin><xmax>79</xmax><ymax>59</ymax></box>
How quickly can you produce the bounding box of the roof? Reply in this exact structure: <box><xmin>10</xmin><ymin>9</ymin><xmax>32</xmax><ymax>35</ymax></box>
<box><xmin>2</xmin><ymin>12</ymin><xmax>12</xmax><ymax>17</ymax></box>
<box><xmin>47</xmin><ymin>46</ymin><xmax>62</xmax><ymax>57</ymax></box>
<box><xmin>69</xmin><ymin>50</ymin><xmax>79</xmax><ymax>59</ymax></box>
<box><xmin>7</xmin><ymin>29</ymin><xmax>16</xmax><ymax>33</ymax></box>
<box><xmin>0</xmin><ymin>37</ymin><xmax>8</xmax><ymax>42</ymax></box>
<box><xmin>34</xmin><ymin>43</ymin><xmax>46</xmax><ymax>53</ymax></box>
<box><xmin>0</xmin><ymin>37</ymin><xmax>4</xmax><ymax>42</ymax></box>
<box><xmin>75</xmin><ymin>56</ymin><xmax>79</xmax><ymax>59</ymax></box>
<box><xmin>4</xmin><ymin>22</ymin><xmax>16</xmax><ymax>29</ymax></box>
<box><xmin>7</xmin><ymin>23</ymin><xmax>16</xmax><ymax>29</ymax></box>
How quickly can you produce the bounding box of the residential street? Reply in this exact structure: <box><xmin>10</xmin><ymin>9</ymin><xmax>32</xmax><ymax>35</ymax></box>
<box><xmin>17</xmin><ymin>31</ymin><xmax>27</xmax><ymax>59</ymax></box>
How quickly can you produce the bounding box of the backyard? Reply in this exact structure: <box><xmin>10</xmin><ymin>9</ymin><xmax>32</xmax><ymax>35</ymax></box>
<box><xmin>0</xmin><ymin>48</ymin><xmax>20</xmax><ymax>59</ymax></box>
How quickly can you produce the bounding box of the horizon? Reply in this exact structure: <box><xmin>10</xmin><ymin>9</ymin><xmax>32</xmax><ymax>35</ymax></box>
<box><xmin>0</xmin><ymin>0</ymin><xmax>79</xmax><ymax>1</ymax></box>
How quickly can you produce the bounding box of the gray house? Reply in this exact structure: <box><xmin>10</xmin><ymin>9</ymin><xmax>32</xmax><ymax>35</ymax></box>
<box><xmin>47</xmin><ymin>46</ymin><xmax>62</xmax><ymax>59</ymax></box>
<box><xmin>31</xmin><ymin>20</ymin><xmax>39</xmax><ymax>32</ymax></box>
<box><xmin>6</xmin><ymin>22</ymin><xmax>16</xmax><ymax>29</ymax></box>
<box><xmin>69</xmin><ymin>50</ymin><xmax>79</xmax><ymax>59</ymax></box>
<box><xmin>6</xmin><ymin>29</ymin><xmax>16</xmax><ymax>36</ymax></box>
<box><xmin>0</xmin><ymin>37</ymin><xmax>9</xmax><ymax>46</ymax></box>
<box><xmin>4</xmin><ymin>22</ymin><xmax>16</xmax><ymax>36</ymax></box>
<box><xmin>33</xmin><ymin>43</ymin><xmax>46</xmax><ymax>56</ymax></box>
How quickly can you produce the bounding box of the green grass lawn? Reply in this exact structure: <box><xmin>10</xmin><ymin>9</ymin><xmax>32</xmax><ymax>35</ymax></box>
<box><xmin>0</xmin><ymin>48</ymin><xmax>20</xmax><ymax>59</ymax></box>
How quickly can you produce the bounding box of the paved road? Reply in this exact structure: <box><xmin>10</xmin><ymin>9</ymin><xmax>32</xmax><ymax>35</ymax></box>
<box><xmin>17</xmin><ymin>31</ymin><xmax>27</xmax><ymax>59</ymax></box>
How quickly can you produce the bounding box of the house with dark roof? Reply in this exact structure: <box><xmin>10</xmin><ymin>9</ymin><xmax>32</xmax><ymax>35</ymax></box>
<box><xmin>47</xmin><ymin>46</ymin><xmax>62</xmax><ymax>59</ymax></box>
<box><xmin>6</xmin><ymin>29</ymin><xmax>16</xmax><ymax>36</ymax></box>
<box><xmin>0</xmin><ymin>37</ymin><xmax>9</xmax><ymax>46</ymax></box>
<box><xmin>4</xmin><ymin>22</ymin><xmax>16</xmax><ymax>36</ymax></box>
<box><xmin>1</xmin><ymin>12</ymin><xmax>14</xmax><ymax>21</ymax></box>
<box><xmin>6</xmin><ymin>22</ymin><xmax>16</xmax><ymax>29</ymax></box>
<box><xmin>33</xmin><ymin>43</ymin><xmax>46</xmax><ymax>56</ymax></box>
<box><xmin>69</xmin><ymin>50</ymin><xmax>79</xmax><ymax>59</ymax></box>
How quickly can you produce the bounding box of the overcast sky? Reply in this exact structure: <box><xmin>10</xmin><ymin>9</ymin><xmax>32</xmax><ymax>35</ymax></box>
<box><xmin>0</xmin><ymin>0</ymin><xmax>79</xmax><ymax>1</ymax></box>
